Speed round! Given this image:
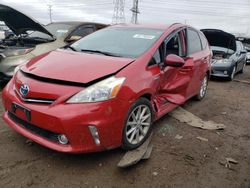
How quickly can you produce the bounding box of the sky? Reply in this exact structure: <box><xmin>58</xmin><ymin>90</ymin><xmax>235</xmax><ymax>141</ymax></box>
<box><xmin>0</xmin><ymin>0</ymin><xmax>249</xmax><ymax>36</ymax></box>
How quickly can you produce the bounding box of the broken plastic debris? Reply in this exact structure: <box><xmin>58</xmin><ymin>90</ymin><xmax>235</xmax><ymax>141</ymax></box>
<box><xmin>169</xmin><ymin>107</ymin><xmax>226</xmax><ymax>130</ymax></box>
<box><xmin>196</xmin><ymin>136</ymin><xmax>208</xmax><ymax>142</ymax></box>
<box><xmin>117</xmin><ymin>133</ymin><xmax>153</xmax><ymax>168</ymax></box>
<box><xmin>226</xmin><ymin>157</ymin><xmax>238</xmax><ymax>164</ymax></box>
<box><xmin>175</xmin><ymin>134</ymin><xmax>183</xmax><ymax>139</ymax></box>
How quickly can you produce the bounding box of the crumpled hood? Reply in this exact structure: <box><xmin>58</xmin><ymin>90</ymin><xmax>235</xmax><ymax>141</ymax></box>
<box><xmin>0</xmin><ymin>4</ymin><xmax>53</xmax><ymax>37</ymax></box>
<box><xmin>201</xmin><ymin>29</ymin><xmax>236</xmax><ymax>51</ymax></box>
<box><xmin>21</xmin><ymin>49</ymin><xmax>134</xmax><ymax>84</ymax></box>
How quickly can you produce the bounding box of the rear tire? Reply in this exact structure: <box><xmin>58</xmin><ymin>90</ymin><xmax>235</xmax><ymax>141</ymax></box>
<box><xmin>195</xmin><ymin>74</ymin><xmax>208</xmax><ymax>101</ymax></box>
<box><xmin>122</xmin><ymin>98</ymin><xmax>153</xmax><ymax>150</ymax></box>
<box><xmin>239</xmin><ymin>63</ymin><xmax>246</xmax><ymax>74</ymax></box>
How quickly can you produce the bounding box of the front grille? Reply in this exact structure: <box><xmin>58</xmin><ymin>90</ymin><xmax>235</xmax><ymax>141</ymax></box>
<box><xmin>14</xmin><ymin>87</ymin><xmax>55</xmax><ymax>104</ymax></box>
<box><xmin>8</xmin><ymin>111</ymin><xmax>60</xmax><ymax>144</ymax></box>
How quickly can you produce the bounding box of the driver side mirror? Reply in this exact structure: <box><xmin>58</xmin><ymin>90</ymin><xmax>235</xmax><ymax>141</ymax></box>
<box><xmin>66</xmin><ymin>35</ymin><xmax>82</xmax><ymax>43</ymax></box>
<box><xmin>164</xmin><ymin>54</ymin><xmax>185</xmax><ymax>67</ymax></box>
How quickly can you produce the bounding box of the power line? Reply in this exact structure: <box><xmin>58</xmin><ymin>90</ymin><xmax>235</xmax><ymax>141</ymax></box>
<box><xmin>47</xmin><ymin>4</ymin><xmax>52</xmax><ymax>23</ymax></box>
<box><xmin>112</xmin><ymin>0</ymin><xmax>126</xmax><ymax>24</ymax></box>
<box><xmin>131</xmin><ymin>0</ymin><xmax>139</xmax><ymax>24</ymax></box>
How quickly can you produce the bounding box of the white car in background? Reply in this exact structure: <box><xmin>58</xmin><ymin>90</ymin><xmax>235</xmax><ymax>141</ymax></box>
<box><xmin>0</xmin><ymin>4</ymin><xmax>107</xmax><ymax>83</ymax></box>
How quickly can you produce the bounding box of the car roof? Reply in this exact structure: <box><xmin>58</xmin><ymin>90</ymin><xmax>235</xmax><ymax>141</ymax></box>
<box><xmin>48</xmin><ymin>21</ymin><xmax>107</xmax><ymax>28</ymax></box>
<box><xmin>110</xmin><ymin>23</ymin><xmax>186</xmax><ymax>31</ymax></box>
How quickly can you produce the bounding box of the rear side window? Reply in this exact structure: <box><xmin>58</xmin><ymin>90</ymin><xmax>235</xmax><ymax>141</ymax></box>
<box><xmin>199</xmin><ymin>33</ymin><xmax>208</xmax><ymax>50</ymax></box>
<box><xmin>71</xmin><ymin>26</ymin><xmax>95</xmax><ymax>37</ymax></box>
<box><xmin>187</xmin><ymin>29</ymin><xmax>202</xmax><ymax>54</ymax></box>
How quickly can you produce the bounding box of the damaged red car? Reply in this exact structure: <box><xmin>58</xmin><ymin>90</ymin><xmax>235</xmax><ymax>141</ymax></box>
<box><xmin>2</xmin><ymin>24</ymin><xmax>211</xmax><ymax>153</ymax></box>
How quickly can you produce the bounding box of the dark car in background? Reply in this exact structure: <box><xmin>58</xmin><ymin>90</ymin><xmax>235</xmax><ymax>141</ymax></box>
<box><xmin>0</xmin><ymin>4</ymin><xmax>107</xmax><ymax>83</ymax></box>
<box><xmin>237</xmin><ymin>37</ymin><xmax>250</xmax><ymax>64</ymax></box>
<box><xmin>202</xmin><ymin>29</ymin><xmax>247</xmax><ymax>80</ymax></box>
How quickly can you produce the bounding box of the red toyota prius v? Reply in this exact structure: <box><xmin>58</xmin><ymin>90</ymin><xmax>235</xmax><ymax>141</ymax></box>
<box><xmin>2</xmin><ymin>23</ymin><xmax>211</xmax><ymax>153</ymax></box>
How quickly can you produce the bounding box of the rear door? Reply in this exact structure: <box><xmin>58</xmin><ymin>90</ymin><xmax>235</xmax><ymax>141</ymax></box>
<box><xmin>185</xmin><ymin>28</ymin><xmax>207</xmax><ymax>98</ymax></box>
<box><xmin>157</xmin><ymin>28</ymin><xmax>196</xmax><ymax>105</ymax></box>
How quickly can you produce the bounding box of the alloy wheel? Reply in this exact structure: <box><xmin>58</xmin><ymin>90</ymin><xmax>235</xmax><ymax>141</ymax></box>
<box><xmin>199</xmin><ymin>75</ymin><xmax>208</xmax><ymax>98</ymax></box>
<box><xmin>125</xmin><ymin>105</ymin><xmax>152</xmax><ymax>145</ymax></box>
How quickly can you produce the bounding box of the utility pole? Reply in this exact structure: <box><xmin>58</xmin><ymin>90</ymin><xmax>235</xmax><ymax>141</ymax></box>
<box><xmin>48</xmin><ymin>4</ymin><xmax>52</xmax><ymax>23</ymax></box>
<box><xmin>112</xmin><ymin>0</ymin><xmax>125</xmax><ymax>24</ymax></box>
<box><xmin>131</xmin><ymin>0</ymin><xmax>139</xmax><ymax>24</ymax></box>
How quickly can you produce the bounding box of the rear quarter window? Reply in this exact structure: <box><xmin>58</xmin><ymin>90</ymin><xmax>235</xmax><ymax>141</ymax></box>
<box><xmin>199</xmin><ymin>32</ymin><xmax>208</xmax><ymax>50</ymax></box>
<box><xmin>187</xmin><ymin>29</ymin><xmax>202</xmax><ymax>54</ymax></box>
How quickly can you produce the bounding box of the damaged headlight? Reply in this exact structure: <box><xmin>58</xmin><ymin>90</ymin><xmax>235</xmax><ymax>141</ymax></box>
<box><xmin>4</xmin><ymin>48</ymin><xmax>34</xmax><ymax>57</ymax></box>
<box><xmin>214</xmin><ymin>59</ymin><xmax>230</xmax><ymax>64</ymax></box>
<box><xmin>67</xmin><ymin>76</ymin><xmax>126</xmax><ymax>103</ymax></box>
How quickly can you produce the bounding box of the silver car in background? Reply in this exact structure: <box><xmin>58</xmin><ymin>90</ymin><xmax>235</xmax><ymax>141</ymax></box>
<box><xmin>0</xmin><ymin>4</ymin><xmax>107</xmax><ymax>83</ymax></box>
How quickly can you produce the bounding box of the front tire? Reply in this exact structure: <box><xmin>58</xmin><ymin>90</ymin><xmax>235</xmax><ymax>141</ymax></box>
<box><xmin>229</xmin><ymin>66</ymin><xmax>236</xmax><ymax>81</ymax></box>
<box><xmin>122</xmin><ymin>98</ymin><xmax>153</xmax><ymax>150</ymax></box>
<box><xmin>195</xmin><ymin>74</ymin><xmax>208</xmax><ymax>101</ymax></box>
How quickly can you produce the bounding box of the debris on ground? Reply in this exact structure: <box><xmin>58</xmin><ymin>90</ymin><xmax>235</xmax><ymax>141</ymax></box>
<box><xmin>117</xmin><ymin>133</ymin><xmax>153</xmax><ymax>168</ymax></box>
<box><xmin>175</xmin><ymin>134</ymin><xmax>183</xmax><ymax>139</ymax></box>
<box><xmin>159</xmin><ymin>123</ymin><xmax>173</xmax><ymax>136</ymax></box>
<box><xmin>219</xmin><ymin>157</ymin><xmax>238</xmax><ymax>170</ymax></box>
<box><xmin>184</xmin><ymin>154</ymin><xmax>194</xmax><ymax>161</ymax></box>
<box><xmin>221</xmin><ymin>112</ymin><xmax>227</xmax><ymax>115</ymax></box>
<box><xmin>196</xmin><ymin>136</ymin><xmax>208</xmax><ymax>142</ymax></box>
<box><xmin>169</xmin><ymin>107</ymin><xmax>226</xmax><ymax>130</ymax></box>
<box><xmin>25</xmin><ymin>139</ymin><xmax>33</xmax><ymax>146</ymax></box>
<box><xmin>226</xmin><ymin>157</ymin><xmax>238</xmax><ymax>164</ymax></box>
<box><xmin>233</xmin><ymin>79</ymin><xmax>250</xmax><ymax>85</ymax></box>
<box><xmin>152</xmin><ymin>171</ymin><xmax>158</xmax><ymax>176</ymax></box>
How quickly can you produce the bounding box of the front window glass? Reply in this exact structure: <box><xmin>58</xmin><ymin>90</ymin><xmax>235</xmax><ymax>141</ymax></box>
<box><xmin>165</xmin><ymin>31</ymin><xmax>186</xmax><ymax>57</ymax></box>
<box><xmin>71</xmin><ymin>27</ymin><xmax>164</xmax><ymax>58</ymax></box>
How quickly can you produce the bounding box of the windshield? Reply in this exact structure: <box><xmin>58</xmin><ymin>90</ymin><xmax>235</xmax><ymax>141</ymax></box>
<box><xmin>71</xmin><ymin>27</ymin><xmax>164</xmax><ymax>58</ymax></box>
<box><xmin>28</xmin><ymin>23</ymin><xmax>72</xmax><ymax>39</ymax></box>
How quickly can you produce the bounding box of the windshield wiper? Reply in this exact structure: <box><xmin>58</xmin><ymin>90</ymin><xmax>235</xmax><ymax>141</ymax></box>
<box><xmin>80</xmin><ymin>49</ymin><xmax>122</xmax><ymax>57</ymax></box>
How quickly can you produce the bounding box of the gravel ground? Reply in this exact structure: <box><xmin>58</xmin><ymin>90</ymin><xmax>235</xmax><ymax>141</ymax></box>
<box><xmin>0</xmin><ymin>66</ymin><xmax>250</xmax><ymax>188</ymax></box>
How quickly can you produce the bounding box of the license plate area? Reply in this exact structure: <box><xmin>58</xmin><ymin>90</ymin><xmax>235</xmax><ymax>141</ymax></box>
<box><xmin>11</xmin><ymin>102</ymin><xmax>31</xmax><ymax>121</ymax></box>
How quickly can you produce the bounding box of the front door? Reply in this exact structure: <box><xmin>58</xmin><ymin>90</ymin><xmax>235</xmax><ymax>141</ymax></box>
<box><xmin>157</xmin><ymin>29</ymin><xmax>196</xmax><ymax>105</ymax></box>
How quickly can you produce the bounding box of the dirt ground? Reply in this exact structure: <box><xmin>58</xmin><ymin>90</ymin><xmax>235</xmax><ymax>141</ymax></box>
<box><xmin>0</xmin><ymin>66</ymin><xmax>250</xmax><ymax>188</ymax></box>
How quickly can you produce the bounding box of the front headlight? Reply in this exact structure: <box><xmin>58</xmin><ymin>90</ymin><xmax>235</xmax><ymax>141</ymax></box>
<box><xmin>247</xmin><ymin>53</ymin><xmax>250</xmax><ymax>59</ymax></box>
<box><xmin>4</xmin><ymin>48</ymin><xmax>34</xmax><ymax>57</ymax></box>
<box><xmin>215</xmin><ymin>59</ymin><xmax>230</xmax><ymax>64</ymax></box>
<box><xmin>67</xmin><ymin>76</ymin><xmax>126</xmax><ymax>103</ymax></box>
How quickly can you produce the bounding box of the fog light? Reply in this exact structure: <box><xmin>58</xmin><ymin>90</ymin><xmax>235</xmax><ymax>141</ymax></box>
<box><xmin>88</xmin><ymin>126</ymin><xmax>100</xmax><ymax>145</ymax></box>
<box><xmin>58</xmin><ymin>134</ymin><xmax>69</xmax><ymax>145</ymax></box>
<box><xmin>224</xmin><ymin>71</ymin><xmax>228</xmax><ymax>75</ymax></box>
